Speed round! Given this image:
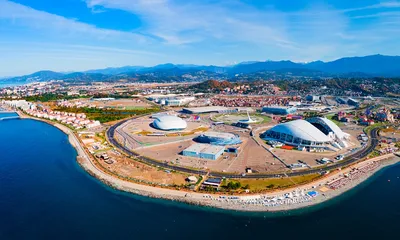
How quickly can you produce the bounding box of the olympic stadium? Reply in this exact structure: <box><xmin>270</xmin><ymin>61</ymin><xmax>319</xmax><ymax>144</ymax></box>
<box><xmin>307</xmin><ymin>117</ymin><xmax>350</xmax><ymax>148</ymax></box>
<box><xmin>195</xmin><ymin>132</ymin><xmax>242</xmax><ymax>146</ymax></box>
<box><xmin>261</xmin><ymin>117</ymin><xmax>350</xmax><ymax>151</ymax></box>
<box><xmin>152</xmin><ymin>115</ymin><xmax>188</xmax><ymax>131</ymax></box>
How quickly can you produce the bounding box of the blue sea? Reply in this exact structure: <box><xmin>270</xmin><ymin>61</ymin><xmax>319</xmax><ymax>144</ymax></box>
<box><xmin>0</xmin><ymin>112</ymin><xmax>19</xmax><ymax>117</ymax></box>
<box><xmin>1</xmin><ymin>116</ymin><xmax>400</xmax><ymax>239</ymax></box>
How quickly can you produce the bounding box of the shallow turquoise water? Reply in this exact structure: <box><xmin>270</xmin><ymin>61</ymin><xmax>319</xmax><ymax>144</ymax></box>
<box><xmin>1</xmin><ymin>118</ymin><xmax>400</xmax><ymax>239</ymax></box>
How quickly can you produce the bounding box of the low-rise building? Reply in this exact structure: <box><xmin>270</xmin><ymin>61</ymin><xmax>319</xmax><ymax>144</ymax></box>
<box><xmin>182</xmin><ymin>143</ymin><xmax>225</xmax><ymax>160</ymax></box>
<box><xmin>262</xmin><ymin>106</ymin><xmax>297</xmax><ymax>115</ymax></box>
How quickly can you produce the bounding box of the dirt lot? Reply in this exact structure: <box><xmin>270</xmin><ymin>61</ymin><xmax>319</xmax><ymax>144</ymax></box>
<box><xmin>380</xmin><ymin>127</ymin><xmax>400</xmax><ymax>140</ymax></box>
<box><xmin>136</xmin><ymin>139</ymin><xmax>242</xmax><ymax>173</ymax></box>
<box><xmin>97</xmin><ymin>149</ymin><xmax>188</xmax><ymax>185</ymax></box>
<box><xmin>227</xmin><ymin>138</ymin><xmax>286</xmax><ymax>173</ymax></box>
<box><xmin>135</xmin><ymin>134</ymin><xmax>286</xmax><ymax>174</ymax></box>
<box><xmin>117</xmin><ymin>115</ymin><xmax>366</xmax><ymax>174</ymax></box>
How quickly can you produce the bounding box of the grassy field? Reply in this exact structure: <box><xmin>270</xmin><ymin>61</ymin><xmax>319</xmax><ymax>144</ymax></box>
<box><xmin>122</xmin><ymin>106</ymin><xmax>147</xmax><ymax>110</ymax></box>
<box><xmin>368</xmin><ymin>150</ymin><xmax>380</xmax><ymax>158</ymax></box>
<box><xmin>226</xmin><ymin>174</ymin><xmax>321</xmax><ymax>192</ymax></box>
<box><xmin>211</xmin><ymin>113</ymin><xmax>271</xmax><ymax>124</ymax></box>
<box><xmin>364</xmin><ymin>122</ymin><xmax>385</xmax><ymax>134</ymax></box>
<box><xmin>326</xmin><ymin>114</ymin><xmax>343</xmax><ymax>126</ymax></box>
<box><xmin>257</xmin><ymin>114</ymin><xmax>272</xmax><ymax>124</ymax></box>
<box><xmin>54</xmin><ymin>106</ymin><xmax>160</xmax><ymax>123</ymax></box>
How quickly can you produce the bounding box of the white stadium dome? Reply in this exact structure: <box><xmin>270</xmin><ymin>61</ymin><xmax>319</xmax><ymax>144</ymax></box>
<box><xmin>262</xmin><ymin>118</ymin><xmax>349</xmax><ymax>151</ymax></box>
<box><xmin>152</xmin><ymin>115</ymin><xmax>187</xmax><ymax>131</ymax></box>
<box><xmin>265</xmin><ymin>120</ymin><xmax>331</xmax><ymax>143</ymax></box>
<box><xmin>307</xmin><ymin>117</ymin><xmax>350</xmax><ymax>148</ymax></box>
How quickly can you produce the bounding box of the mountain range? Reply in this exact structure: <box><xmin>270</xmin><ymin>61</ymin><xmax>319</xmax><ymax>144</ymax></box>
<box><xmin>2</xmin><ymin>54</ymin><xmax>400</xmax><ymax>83</ymax></box>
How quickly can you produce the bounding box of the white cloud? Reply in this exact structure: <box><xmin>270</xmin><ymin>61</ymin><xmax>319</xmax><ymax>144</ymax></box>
<box><xmin>84</xmin><ymin>0</ymin><xmax>382</xmax><ymax>61</ymax></box>
<box><xmin>344</xmin><ymin>1</ymin><xmax>400</xmax><ymax>12</ymax></box>
<box><xmin>0</xmin><ymin>0</ymin><xmax>147</xmax><ymax>42</ymax></box>
<box><xmin>85</xmin><ymin>0</ymin><xmax>290</xmax><ymax>47</ymax></box>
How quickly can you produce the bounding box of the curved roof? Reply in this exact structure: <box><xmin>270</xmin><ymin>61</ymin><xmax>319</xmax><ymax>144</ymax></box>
<box><xmin>268</xmin><ymin>120</ymin><xmax>331</xmax><ymax>142</ymax></box>
<box><xmin>202</xmin><ymin>132</ymin><xmax>237</xmax><ymax>139</ymax></box>
<box><xmin>153</xmin><ymin>115</ymin><xmax>187</xmax><ymax>130</ymax></box>
<box><xmin>308</xmin><ymin>117</ymin><xmax>346</xmax><ymax>139</ymax></box>
<box><xmin>197</xmin><ymin>132</ymin><xmax>242</xmax><ymax>145</ymax></box>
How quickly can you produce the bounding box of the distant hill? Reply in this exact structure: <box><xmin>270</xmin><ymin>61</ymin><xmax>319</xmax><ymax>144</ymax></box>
<box><xmin>62</xmin><ymin>72</ymin><xmax>112</xmax><ymax>82</ymax></box>
<box><xmin>191</xmin><ymin>80</ymin><xmax>233</xmax><ymax>91</ymax></box>
<box><xmin>2</xmin><ymin>54</ymin><xmax>400</xmax><ymax>83</ymax></box>
<box><xmin>311</xmin><ymin>54</ymin><xmax>400</xmax><ymax>76</ymax></box>
<box><xmin>1</xmin><ymin>71</ymin><xmax>115</xmax><ymax>83</ymax></box>
<box><xmin>3</xmin><ymin>70</ymin><xmax>64</xmax><ymax>82</ymax></box>
<box><xmin>227</xmin><ymin>54</ymin><xmax>400</xmax><ymax>76</ymax></box>
<box><xmin>229</xmin><ymin>60</ymin><xmax>301</xmax><ymax>75</ymax></box>
<box><xmin>85</xmin><ymin>66</ymin><xmax>144</xmax><ymax>75</ymax></box>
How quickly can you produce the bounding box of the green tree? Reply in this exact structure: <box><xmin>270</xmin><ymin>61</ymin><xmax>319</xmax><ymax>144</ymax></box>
<box><xmin>227</xmin><ymin>181</ymin><xmax>241</xmax><ymax>190</ymax></box>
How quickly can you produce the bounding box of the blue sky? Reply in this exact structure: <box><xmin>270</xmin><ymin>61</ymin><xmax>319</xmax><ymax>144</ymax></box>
<box><xmin>1</xmin><ymin>0</ymin><xmax>400</xmax><ymax>76</ymax></box>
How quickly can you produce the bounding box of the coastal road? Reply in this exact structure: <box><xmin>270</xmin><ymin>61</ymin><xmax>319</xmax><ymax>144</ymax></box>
<box><xmin>107</xmin><ymin>117</ymin><xmax>381</xmax><ymax>179</ymax></box>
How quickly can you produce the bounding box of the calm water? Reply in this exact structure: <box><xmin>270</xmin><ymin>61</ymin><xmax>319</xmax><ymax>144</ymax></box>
<box><xmin>1</xmin><ymin>118</ymin><xmax>400</xmax><ymax>240</ymax></box>
<box><xmin>0</xmin><ymin>112</ymin><xmax>19</xmax><ymax>117</ymax></box>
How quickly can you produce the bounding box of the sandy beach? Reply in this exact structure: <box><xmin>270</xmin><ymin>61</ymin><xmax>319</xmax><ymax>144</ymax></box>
<box><xmin>16</xmin><ymin>112</ymin><xmax>400</xmax><ymax>212</ymax></box>
<box><xmin>77</xmin><ymin>126</ymin><xmax>399</xmax><ymax>212</ymax></box>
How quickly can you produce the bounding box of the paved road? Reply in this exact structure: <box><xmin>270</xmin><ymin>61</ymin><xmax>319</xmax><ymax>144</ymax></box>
<box><xmin>107</xmin><ymin>118</ymin><xmax>208</xmax><ymax>176</ymax></box>
<box><xmin>107</xmin><ymin>117</ymin><xmax>381</xmax><ymax>179</ymax></box>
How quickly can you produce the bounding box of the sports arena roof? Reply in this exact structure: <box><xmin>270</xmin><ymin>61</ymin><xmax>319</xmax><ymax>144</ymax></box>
<box><xmin>196</xmin><ymin>132</ymin><xmax>242</xmax><ymax>145</ymax></box>
<box><xmin>308</xmin><ymin>117</ymin><xmax>347</xmax><ymax>140</ymax></box>
<box><xmin>152</xmin><ymin>115</ymin><xmax>187</xmax><ymax>131</ymax></box>
<box><xmin>268</xmin><ymin>120</ymin><xmax>331</xmax><ymax>142</ymax></box>
<box><xmin>202</xmin><ymin>132</ymin><xmax>237</xmax><ymax>139</ymax></box>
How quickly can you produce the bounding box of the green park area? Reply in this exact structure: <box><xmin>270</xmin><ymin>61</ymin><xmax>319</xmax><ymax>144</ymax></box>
<box><xmin>25</xmin><ymin>93</ymin><xmax>89</xmax><ymax>102</ymax></box>
<box><xmin>364</xmin><ymin>122</ymin><xmax>385</xmax><ymax>134</ymax></box>
<box><xmin>211</xmin><ymin>113</ymin><xmax>271</xmax><ymax>125</ymax></box>
<box><xmin>54</xmin><ymin>106</ymin><xmax>160</xmax><ymax>123</ymax></box>
<box><xmin>221</xmin><ymin>174</ymin><xmax>321</xmax><ymax>193</ymax></box>
<box><xmin>326</xmin><ymin>114</ymin><xmax>344</xmax><ymax>126</ymax></box>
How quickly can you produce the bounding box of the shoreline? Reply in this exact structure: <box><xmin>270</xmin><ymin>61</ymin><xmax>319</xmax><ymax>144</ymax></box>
<box><xmin>14</xmin><ymin>114</ymin><xmax>400</xmax><ymax>212</ymax></box>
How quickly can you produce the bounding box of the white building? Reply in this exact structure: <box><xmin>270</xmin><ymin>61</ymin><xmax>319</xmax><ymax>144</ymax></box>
<box><xmin>262</xmin><ymin>117</ymin><xmax>350</xmax><ymax>151</ymax></box>
<box><xmin>152</xmin><ymin>115</ymin><xmax>187</xmax><ymax>131</ymax></box>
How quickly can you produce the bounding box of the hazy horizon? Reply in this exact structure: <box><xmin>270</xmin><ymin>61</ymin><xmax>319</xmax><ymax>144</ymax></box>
<box><xmin>1</xmin><ymin>0</ymin><xmax>400</xmax><ymax>76</ymax></box>
<box><xmin>2</xmin><ymin>53</ymin><xmax>400</xmax><ymax>78</ymax></box>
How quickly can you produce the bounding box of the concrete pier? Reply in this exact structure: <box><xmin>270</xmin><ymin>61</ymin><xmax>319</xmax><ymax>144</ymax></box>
<box><xmin>0</xmin><ymin>111</ymin><xmax>21</xmax><ymax>120</ymax></box>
